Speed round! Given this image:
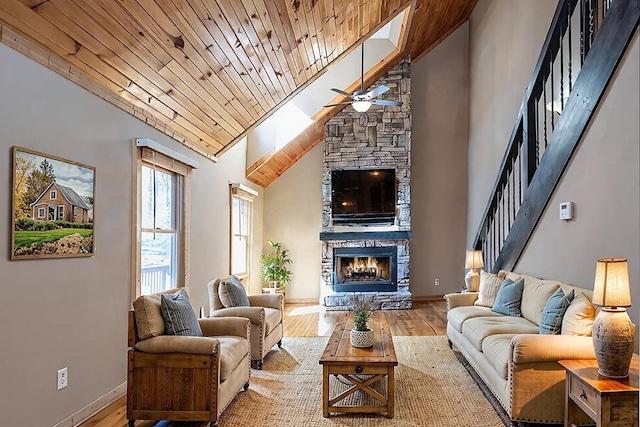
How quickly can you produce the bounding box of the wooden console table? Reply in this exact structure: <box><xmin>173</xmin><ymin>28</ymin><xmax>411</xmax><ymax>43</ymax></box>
<box><xmin>560</xmin><ymin>355</ymin><xmax>638</xmax><ymax>427</ymax></box>
<box><xmin>319</xmin><ymin>312</ymin><xmax>397</xmax><ymax>418</ymax></box>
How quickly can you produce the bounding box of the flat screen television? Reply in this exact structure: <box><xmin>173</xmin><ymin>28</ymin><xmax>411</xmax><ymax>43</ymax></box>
<box><xmin>331</xmin><ymin>169</ymin><xmax>396</xmax><ymax>224</ymax></box>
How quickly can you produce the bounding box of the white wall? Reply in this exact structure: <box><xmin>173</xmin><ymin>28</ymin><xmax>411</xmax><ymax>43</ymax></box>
<box><xmin>467</xmin><ymin>0</ymin><xmax>639</xmax><ymax>347</ymax></box>
<box><xmin>409</xmin><ymin>22</ymin><xmax>470</xmax><ymax>296</ymax></box>
<box><xmin>467</xmin><ymin>0</ymin><xmax>558</xmax><ymax>243</ymax></box>
<box><xmin>263</xmin><ymin>143</ymin><xmax>324</xmax><ymax>300</ymax></box>
<box><xmin>0</xmin><ymin>42</ymin><xmax>262</xmax><ymax>427</ymax></box>
<box><xmin>516</xmin><ymin>34</ymin><xmax>640</xmax><ymax>341</ymax></box>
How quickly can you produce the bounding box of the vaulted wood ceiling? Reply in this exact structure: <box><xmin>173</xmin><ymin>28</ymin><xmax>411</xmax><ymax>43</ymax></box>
<box><xmin>0</xmin><ymin>0</ymin><xmax>476</xmax><ymax>184</ymax></box>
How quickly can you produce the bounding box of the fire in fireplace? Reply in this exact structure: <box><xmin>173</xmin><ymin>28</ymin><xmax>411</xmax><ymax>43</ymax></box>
<box><xmin>333</xmin><ymin>247</ymin><xmax>397</xmax><ymax>292</ymax></box>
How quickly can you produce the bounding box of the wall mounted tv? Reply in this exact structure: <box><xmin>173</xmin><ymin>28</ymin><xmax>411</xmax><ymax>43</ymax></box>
<box><xmin>331</xmin><ymin>169</ymin><xmax>396</xmax><ymax>225</ymax></box>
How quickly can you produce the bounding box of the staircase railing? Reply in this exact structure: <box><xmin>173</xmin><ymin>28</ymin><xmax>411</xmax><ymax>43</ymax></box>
<box><xmin>472</xmin><ymin>0</ymin><xmax>639</xmax><ymax>272</ymax></box>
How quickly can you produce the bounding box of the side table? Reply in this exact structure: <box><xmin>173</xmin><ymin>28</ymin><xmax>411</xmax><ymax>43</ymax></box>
<box><xmin>559</xmin><ymin>355</ymin><xmax>638</xmax><ymax>427</ymax></box>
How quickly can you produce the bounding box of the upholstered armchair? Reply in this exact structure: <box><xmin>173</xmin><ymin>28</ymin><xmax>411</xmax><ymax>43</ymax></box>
<box><xmin>127</xmin><ymin>289</ymin><xmax>251</xmax><ymax>427</ymax></box>
<box><xmin>208</xmin><ymin>277</ymin><xmax>284</xmax><ymax>369</ymax></box>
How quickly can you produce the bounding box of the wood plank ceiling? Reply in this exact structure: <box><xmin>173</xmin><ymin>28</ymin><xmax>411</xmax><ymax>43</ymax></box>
<box><xmin>0</xmin><ymin>0</ymin><xmax>477</xmax><ymax>184</ymax></box>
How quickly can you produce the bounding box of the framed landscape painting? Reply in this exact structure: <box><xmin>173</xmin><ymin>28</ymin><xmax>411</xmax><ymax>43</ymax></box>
<box><xmin>11</xmin><ymin>147</ymin><xmax>95</xmax><ymax>260</ymax></box>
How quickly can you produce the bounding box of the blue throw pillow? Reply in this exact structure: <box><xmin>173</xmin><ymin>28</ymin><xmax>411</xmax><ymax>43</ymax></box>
<box><xmin>160</xmin><ymin>289</ymin><xmax>203</xmax><ymax>336</ymax></box>
<box><xmin>540</xmin><ymin>288</ymin><xmax>575</xmax><ymax>335</ymax></box>
<box><xmin>491</xmin><ymin>278</ymin><xmax>525</xmax><ymax>316</ymax></box>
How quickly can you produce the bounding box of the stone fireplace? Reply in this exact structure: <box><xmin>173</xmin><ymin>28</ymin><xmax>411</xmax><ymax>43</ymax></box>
<box><xmin>320</xmin><ymin>58</ymin><xmax>412</xmax><ymax>310</ymax></box>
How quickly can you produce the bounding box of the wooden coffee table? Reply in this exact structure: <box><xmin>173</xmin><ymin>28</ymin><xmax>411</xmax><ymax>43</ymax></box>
<box><xmin>319</xmin><ymin>311</ymin><xmax>397</xmax><ymax>418</ymax></box>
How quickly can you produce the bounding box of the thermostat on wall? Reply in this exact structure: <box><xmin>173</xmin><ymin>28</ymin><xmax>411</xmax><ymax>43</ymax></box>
<box><xmin>559</xmin><ymin>201</ymin><xmax>574</xmax><ymax>220</ymax></box>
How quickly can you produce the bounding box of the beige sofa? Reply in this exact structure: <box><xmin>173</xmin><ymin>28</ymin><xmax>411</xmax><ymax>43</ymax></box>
<box><xmin>445</xmin><ymin>270</ymin><xmax>596</xmax><ymax>425</ymax></box>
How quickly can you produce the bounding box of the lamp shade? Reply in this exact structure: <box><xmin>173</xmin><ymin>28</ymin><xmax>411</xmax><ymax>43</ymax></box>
<box><xmin>352</xmin><ymin>100</ymin><xmax>372</xmax><ymax>112</ymax></box>
<box><xmin>465</xmin><ymin>250</ymin><xmax>484</xmax><ymax>269</ymax></box>
<box><xmin>592</xmin><ymin>258</ymin><xmax>631</xmax><ymax>307</ymax></box>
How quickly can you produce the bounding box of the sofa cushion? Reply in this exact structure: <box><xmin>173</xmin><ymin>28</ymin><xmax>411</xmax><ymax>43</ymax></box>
<box><xmin>540</xmin><ymin>288</ymin><xmax>574</xmax><ymax>335</ymax></box>
<box><xmin>447</xmin><ymin>306</ymin><xmax>502</xmax><ymax>333</ymax></box>
<box><xmin>462</xmin><ymin>316</ymin><xmax>539</xmax><ymax>351</ymax></box>
<box><xmin>264</xmin><ymin>307</ymin><xmax>282</xmax><ymax>335</ymax></box>
<box><xmin>217</xmin><ymin>336</ymin><xmax>250</xmax><ymax>381</ymax></box>
<box><xmin>133</xmin><ymin>288</ymin><xmax>181</xmax><ymax>340</ymax></box>
<box><xmin>218</xmin><ymin>275</ymin><xmax>250</xmax><ymax>308</ymax></box>
<box><xmin>161</xmin><ymin>289</ymin><xmax>203</xmax><ymax>337</ymax></box>
<box><xmin>491</xmin><ymin>278</ymin><xmax>525</xmax><ymax>316</ymax></box>
<box><xmin>475</xmin><ymin>270</ymin><xmax>503</xmax><ymax>307</ymax></box>
<box><xmin>482</xmin><ymin>334</ymin><xmax>516</xmax><ymax>380</ymax></box>
<box><xmin>562</xmin><ymin>291</ymin><xmax>595</xmax><ymax>336</ymax></box>
<box><xmin>520</xmin><ymin>278</ymin><xmax>560</xmax><ymax>326</ymax></box>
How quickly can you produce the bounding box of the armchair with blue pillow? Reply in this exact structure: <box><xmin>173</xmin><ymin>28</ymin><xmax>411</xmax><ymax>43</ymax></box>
<box><xmin>127</xmin><ymin>288</ymin><xmax>251</xmax><ymax>426</ymax></box>
<box><xmin>208</xmin><ymin>276</ymin><xmax>284</xmax><ymax>369</ymax></box>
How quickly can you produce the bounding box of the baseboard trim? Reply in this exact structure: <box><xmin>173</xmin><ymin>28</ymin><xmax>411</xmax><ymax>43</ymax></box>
<box><xmin>413</xmin><ymin>295</ymin><xmax>445</xmax><ymax>302</ymax></box>
<box><xmin>284</xmin><ymin>298</ymin><xmax>319</xmax><ymax>304</ymax></box>
<box><xmin>53</xmin><ymin>382</ymin><xmax>127</xmax><ymax>427</ymax></box>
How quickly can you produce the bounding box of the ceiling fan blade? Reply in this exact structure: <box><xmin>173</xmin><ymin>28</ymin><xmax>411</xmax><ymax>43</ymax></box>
<box><xmin>323</xmin><ymin>102</ymin><xmax>352</xmax><ymax>108</ymax></box>
<box><xmin>330</xmin><ymin>88</ymin><xmax>354</xmax><ymax>98</ymax></box>
<box><xmin>365</xmin><ymin>85</ymin><xmax>390</xmax><ymax>99</ymax></box>
<box><xmin>371</xmin><ymin>99</ymin><xmax>403</xmax><ymax>107</ymax></box>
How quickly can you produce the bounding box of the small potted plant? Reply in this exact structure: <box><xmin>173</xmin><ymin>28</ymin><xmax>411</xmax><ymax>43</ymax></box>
<box><xmin>350</xmin><ymin>294</ymin><xmax>374</xmax><ymax>348</ymax></box>
<box><xmin>260</xmin><ymin>240</ymin><xmax>292</xmax><ymax>292</ymax></box>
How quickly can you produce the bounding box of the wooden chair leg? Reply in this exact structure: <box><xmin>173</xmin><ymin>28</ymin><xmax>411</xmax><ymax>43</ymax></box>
<box><xmin>244</xmin><ymin>381</ymin><xmax>250</xmax><ymax>391</ymax></box>
<box><xmin>127</xmin><ymin>420</ymin><xmax>135</xmax><ymax>427</ymax></box>
<box><xmin>277</xmin><ymin>340</ymin><xmax>282</xmax><ymax>348</ymax></box>
<box><xmin>251</xmin><ymin>359</ymin><xmax>263</xmax><ymax>370</ymax></box>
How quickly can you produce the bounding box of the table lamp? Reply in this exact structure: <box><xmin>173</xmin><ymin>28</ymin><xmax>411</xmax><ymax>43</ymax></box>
<box><xmin>464</xmin><ymin>250</ymin><xmax>484</xmax><ymax>292</ymax></box>
<box><xmin>592</xmin><ymin>258</ymin><xmax>635</xmax><ymax>378</ymax></box>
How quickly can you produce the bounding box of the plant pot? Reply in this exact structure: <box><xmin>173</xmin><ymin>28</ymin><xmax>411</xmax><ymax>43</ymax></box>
<box><xmin>350</xmin><ymin>329</ymin><xmax>374</xmax><ymax>348</ymax></box>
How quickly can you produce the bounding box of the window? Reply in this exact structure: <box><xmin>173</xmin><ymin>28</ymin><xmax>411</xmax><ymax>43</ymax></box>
<box><xmin>38</xmin><ymin>207</ymin><xmax>45</xmax><ymax>218</ymax></box>
<box><xmin>134</xmin><ymin>144</ymin><xmax>195</xmax><ymax>298</ymax></box>
<box><xmin>73</xmin><ymin>206</ymin><xmax>78</xmax><ymax>217</ymax></box>
<box><xmin>140</xmin><ymin>164</ymin><xmax>179</xmax><ymax>295</ymax></box>
<box><xmin>230</xmin><ymin>184</ymin><xmax>257</xmax><ymax>283</ymax></box>
<box><xmin>58</xmin><ymin>206</ymin><xmax>64</xmax><ymax>220</ymax></box>
<box><xmin>50</xmin><ymin>190</ymin><xmax>57</xmax><ymax>199</ymax></box>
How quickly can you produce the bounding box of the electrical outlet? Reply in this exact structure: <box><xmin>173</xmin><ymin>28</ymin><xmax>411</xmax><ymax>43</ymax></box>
<box><xmin>434</xmin><ymin>278</ymin><xmax>440</xmax><ymax>286</ymax></box>
<box><xmin>57</xmin><ymin>367</ymin><xmax>68</xmax><ymax>390</ymax></box>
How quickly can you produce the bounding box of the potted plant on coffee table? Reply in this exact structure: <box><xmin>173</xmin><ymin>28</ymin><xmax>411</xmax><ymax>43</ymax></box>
<box><xmin>350</xmin><ymin>294</ymin><xmax>374</xmax><ymax>348</ymax></box>
<box><xmin>260</xmin><ymin>240</ymin><xmax>292</xmax><ymax>294</ymax></box>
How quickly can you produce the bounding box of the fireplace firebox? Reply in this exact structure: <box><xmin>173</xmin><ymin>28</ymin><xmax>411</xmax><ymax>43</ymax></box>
<box><xmin>333</xmin><ymin>247</ymin><xmax>397</xmax><ymax>292</ymax></box>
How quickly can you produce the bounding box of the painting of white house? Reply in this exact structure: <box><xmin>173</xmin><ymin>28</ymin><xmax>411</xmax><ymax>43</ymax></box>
<box><xmin>12</xmin><ymin>147</ymin><xmax>95</xmax><ymax>259</ymax></box>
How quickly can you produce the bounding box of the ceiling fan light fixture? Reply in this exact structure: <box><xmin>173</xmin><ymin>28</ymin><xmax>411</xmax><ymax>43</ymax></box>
<box><xmin>352</xmin><ymin>100</ymin><xmax>372</xmax><ymax>112</ymax></box>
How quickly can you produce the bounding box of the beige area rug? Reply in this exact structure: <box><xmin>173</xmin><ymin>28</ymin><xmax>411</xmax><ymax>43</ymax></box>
<box><xmin>216</xmin><ymin>336</ymin><xmax>504</xmax><ymax>427</ymax></box>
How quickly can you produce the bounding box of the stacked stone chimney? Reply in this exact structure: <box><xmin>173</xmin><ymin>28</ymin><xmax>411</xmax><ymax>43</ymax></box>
<box><xmin>320</xmin><ymin>57</ymin><xmax>412</xmax><ymax>310</ymax></box>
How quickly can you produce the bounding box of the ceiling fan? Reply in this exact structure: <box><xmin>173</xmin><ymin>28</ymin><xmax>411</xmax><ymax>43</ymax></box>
<box><xmin>324</xmin><ymin>44</ymin><xmax>403</xmax><ymax>113</ymax></box>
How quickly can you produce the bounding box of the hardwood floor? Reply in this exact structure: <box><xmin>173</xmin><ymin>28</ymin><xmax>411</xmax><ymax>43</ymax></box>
<box><xmin>282</xmin><ymin>299</ymin><xmax>447</xmax><ymax>337</ymax></box>
<box><xmin>79</xmin><ymin>300</ymin><xmax>447</xmax><ymax>427</ymax></box>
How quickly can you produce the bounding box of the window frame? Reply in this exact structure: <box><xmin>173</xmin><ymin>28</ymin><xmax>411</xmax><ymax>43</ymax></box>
<box><xmin>132</xmin><ymin>145</ymin><xmax>192</xmax><ymax>301</ymax></box>
<box><xmin>229</xmin><ymin>184</ymin><xmax>257</xmax><ymax>287</ymax></box>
